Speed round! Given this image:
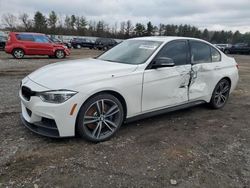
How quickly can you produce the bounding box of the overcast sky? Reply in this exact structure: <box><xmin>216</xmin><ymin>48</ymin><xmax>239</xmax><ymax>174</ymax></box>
<box><xmin>0</xmin><ymin>0</ymin><xmax>250</xmax><ymax>33</ymax></box>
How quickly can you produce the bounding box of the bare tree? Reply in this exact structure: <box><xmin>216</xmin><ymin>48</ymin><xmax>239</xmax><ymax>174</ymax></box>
<box><xmin>119</xmin><ymin>21</ymin><xmax>126</xmax><ymax>38</ymax></box>
<box><xmin>125</xmin><ymin>20</ymin><xmax>133</xmax><ymax>38</ymax></box>
<box><xmin>19</xmin><ymin>13</ymin><xmax>32</xmax><ymax>31</ymax></box>
<box><xmin>2</xmin><ymin>13</ymin><xmax>17</xmax><ymax>30</ymax></box>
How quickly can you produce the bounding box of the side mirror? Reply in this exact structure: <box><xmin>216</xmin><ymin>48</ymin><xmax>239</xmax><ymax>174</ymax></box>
<box><xmin>152</xmin><ymin>57</ymin><xmax>175</xmax><ymax>69</ymax></box>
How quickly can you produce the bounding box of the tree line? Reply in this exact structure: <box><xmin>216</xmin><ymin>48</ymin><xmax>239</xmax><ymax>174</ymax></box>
<box><xmin>1</xmin><ymin>11</ymin><xmax>250</xmax><ymax>44</ymax></box>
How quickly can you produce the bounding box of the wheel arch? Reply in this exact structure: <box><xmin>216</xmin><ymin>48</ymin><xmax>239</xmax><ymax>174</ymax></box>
<box><xmin>12</xmin><ymin>47</ymin><xmax>25</xmax><ymax>55</ymax></box>
<box><xmin>209</xmin><ymin>76</ymin><xmax>232</xmax><ymax>102</ymax></box>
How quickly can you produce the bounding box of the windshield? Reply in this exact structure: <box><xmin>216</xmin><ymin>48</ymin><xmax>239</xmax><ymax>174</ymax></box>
<box><xmin>97</xmin><ymin>40</ymin><xmax>162</xmax><ymax>64</ymax></box>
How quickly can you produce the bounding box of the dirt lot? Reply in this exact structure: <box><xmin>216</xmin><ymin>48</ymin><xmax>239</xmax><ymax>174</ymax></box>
<box><xmin>0</xmin><ymin>49</ymin><xmax>250</xmax><ymax>188</ymax></box>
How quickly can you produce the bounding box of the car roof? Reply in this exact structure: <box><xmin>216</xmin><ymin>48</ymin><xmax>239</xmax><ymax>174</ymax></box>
<box><xmin>129</xmin><ymin>36</ymin><xmax>208</xmax><ymax>43</ymax></box>
<box><xmin>10</xmin><ymin>32</ymin><xmax>45</xmax><ymax>35</ymax></box>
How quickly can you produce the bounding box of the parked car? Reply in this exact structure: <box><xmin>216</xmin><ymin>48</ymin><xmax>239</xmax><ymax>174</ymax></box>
<box><xmin>224</xmin><ymin>43</ymin><xmax>250</xmax><ymax>54</ymax></box>
<box><xmin>71</xmin><ymin>38</ymin><xmax>95</xmax><ymax>49</ymax></box>
<box><xmin>95</xmin><ymin>38</ymin><xmax>118</xmax><ymax>50</ymax></box>
<box><xmin>5</xmin><ymin>32</ymin><xmax>70</xmax><ymax>59</ymax></box>
<box><xmin>0</xmin><ymin>36</ymin><xmax>7</xmax><ymax>50</ymax></box>
<box><xmin>0</xmin><ymin>36</ymin><xmax>6</xmax><ymax>50</ymax></box>
<box><xmin>19</xmin><ymin>37</ymin><xmax>239</xmax><ymax>142</ymax></box>
<box><xmin>214</xmin><ymin>44</ymin><xmax>231</xmax><ymax>52</ymax></box>
<box><xmin>49</xmin><ymin>37</ymin><xmax>72</xmax><ymax>49</ymax></box>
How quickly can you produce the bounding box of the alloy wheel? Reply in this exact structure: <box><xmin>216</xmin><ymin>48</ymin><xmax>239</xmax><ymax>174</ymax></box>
<box><xmin>212</xmin><ymin>79</ymin><xmax>230</xmax><ymax>108</ymax></box>
<box><xmin>55</xmin><ymin>50</ymin><xmax>65</xmax><ymax>59</ymax></box>
<box><xmin>13</xmin><ymin>49</ymin><xmax>24</xmax><ymax>59</ymax></box>
<box><xmin>83</xmin><ymin>99</ymin><xmax>122</xmax><ymax>140</ymax></box>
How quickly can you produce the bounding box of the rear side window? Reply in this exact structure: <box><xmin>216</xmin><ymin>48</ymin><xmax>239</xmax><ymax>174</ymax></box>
<box><xmin>190</xmin><ymin>41</ymin><xmax>221</xmax><ymax>64</ymax></box>
<box><xmin>190</xmin><ymin>41</ymin><xmax>211</xmax><ymax>64</ymax></box>
<box><xmin>156</xmin><ymin>40</ymin><xmax>188</xmax><ymax>66</ymax></box>
<box><xmin>16</xmin><ymin>34</ymin><xmax>34</xmax><ymax>41</ymax></box>
<box><xmin>211</xmin><ymin>47</ymin><xmax>221</xmax><ymax>62</ymax></box>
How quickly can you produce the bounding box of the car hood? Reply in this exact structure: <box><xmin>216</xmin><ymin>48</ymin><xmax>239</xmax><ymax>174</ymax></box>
<box><xmin>28</xmin><ymin>58</ymin><xmax>138</xmax><ymax>90</ymax></box>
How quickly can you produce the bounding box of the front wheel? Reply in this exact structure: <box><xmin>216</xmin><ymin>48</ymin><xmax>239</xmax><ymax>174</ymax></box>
<box><xmin>12</xmin><ymin>49</ymin><xmax>24</xmax><ymax>59</ymax></box>
<box><xmin>76</xmin><ymin>93</ymin><xmax>124</xmax><ymax>142</ymax></box>
<box><xmin>55</xmin><ymin>50</ymin><xmax>65</xmax><ymax>59</ymax></box>
<box><xmin>209</xmin><ymin>79</ymin><xmax>231</xmax><ymax>109</ymax></box>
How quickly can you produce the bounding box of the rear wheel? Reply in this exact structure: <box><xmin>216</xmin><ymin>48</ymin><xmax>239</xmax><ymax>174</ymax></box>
<box><xmin>77</xmin><ymin>93</ymin><xmax>124</xmax><ymax>142</ymax></box>
<box><xmin>12</xmin><ymin>49</ymin><xmax>24</xmax><ymax>59</ymax></box>
<box><xmin>76</xmin><ymin>44</ymin><xmax>81</xmax><ymax>49</ymax></box>
<box><xmin>55</xmin><ymin>50</ymin><xmax>65</xmax><ymax>59</ymax></box>
<box><xmin>209</xmin><ymin>79</ymin><xmax>231</xmax><ymax>109</ymax></box>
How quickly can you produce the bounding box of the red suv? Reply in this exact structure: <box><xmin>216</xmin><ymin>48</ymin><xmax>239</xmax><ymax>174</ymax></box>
<box><xmin>5</xmin><ymin>32</ymin><xmax>70</xmax><ymax>59</ymax></box>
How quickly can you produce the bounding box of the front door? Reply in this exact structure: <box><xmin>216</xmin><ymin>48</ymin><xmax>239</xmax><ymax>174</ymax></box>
<box><xmin>32</xmin><ymin>35</ymin><xmax>54</xmax><ymax>55</ymax></box>
<box><xmin>142</xmin><ymin>40</ymin><xmax>191</xmax><ymax>112</ymax></box>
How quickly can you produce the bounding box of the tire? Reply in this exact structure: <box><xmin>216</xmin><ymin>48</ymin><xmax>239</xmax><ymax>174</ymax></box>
<box><xmin>76</xmin><ymin>44</ymin><xmax>81</xmax><ymax>49</ymax></box>
<box><xmin>12</xmin><ymin>48</ymin><xmax>24</xmax><ymax>59</ymax></box>
<box><xmin>55</xmin><ymin>50</ymin><xmax>65</xmax><ymax>59</ymax></box>
<box><xmin>209</xmin><ymin>78</ymin><xmax>231</xmax><ymax>109</ymax></box>
<box><xmin>76</xmin><ymin>93</ymin><xmax>124</xmax><ymax>142</ymax></box>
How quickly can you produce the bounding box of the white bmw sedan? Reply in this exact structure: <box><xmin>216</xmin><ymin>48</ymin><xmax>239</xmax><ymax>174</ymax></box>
<box><xmin>20</xmin><ymin>37</ymin><xmax>239</xmax><ymax>142</ymax></box>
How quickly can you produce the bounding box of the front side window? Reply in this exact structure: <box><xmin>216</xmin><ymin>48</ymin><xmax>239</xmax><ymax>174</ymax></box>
<box><xmin>98</xmin><ymin>40</ymin><xmax>162</xmax><ymax>65</ymax></box>
<box><xmin>155</xmin><ymin>40</ymin><xmax>188</xmax><ymax>66</ymax></box>
<box><xmin>190</xmin><ymin>41</ymin><xmax>211</xmax><ymax>64</ymax></box>
<box><xmin>33</xmin><ymin>35</ymin><xmax>50</xmax><ymax>43</ymax></box>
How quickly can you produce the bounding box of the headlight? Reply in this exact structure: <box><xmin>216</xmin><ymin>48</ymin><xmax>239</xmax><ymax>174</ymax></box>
<box><xmin>38</xmin><ymin>90</ymin><xmax>77</xmax><ymax>103</ymax></box>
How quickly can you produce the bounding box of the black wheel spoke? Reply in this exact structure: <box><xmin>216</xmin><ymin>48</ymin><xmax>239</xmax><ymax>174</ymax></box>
<box><xmin>95</xmin><ymin>101</ymin><xmax>102</xmax><ymax>115</ymax></box>
<box><xmin>221</xmin><ymin>95</ymin><xmax>226</xmax><ymax>102</ymax></box>
<box><xmin>92</xmin><ymin>122</ymin><xmax>101</xmax><ymax>137</ymax></box>
<box><xmin>222</xmin><ymin>86</ymin><xmax>229</xmax><ymax>93</ymax></box>
<box><xmin>101</xmin><ymin>99</ymin><xmax>105</xmax><ymax>114</ymax></box>
<box><xmin>105</xmin><ymin>105</ymin><xmax>119</xmax><ymax>117</ymax></box>
<box><xmin>219</xmin><ymin>83</ymin><xmax>223</xmax><ymax>92</ymax></box>
<box><xmin>103</xmin><ymin>121</ymin><xmax>114</xmax><ymax>132</ymax></box>
<box><xmin>105</xmin><ymin>119</ymin><xmax>117</xmax><ymax>128</ymax></box>
<box><xmin>84</xmin><ymin>118</ymin><xmax>99</xmax><ymax>124</ymax></box>
<box><xmin>96</xmin><ymin>122</ymin><xmax>103</xmax><ymax>138</ymax></box>
<box><xmin>216</xmin><ymin>96</ymin><xmax>221</xmax><ymax>105</ymax></box>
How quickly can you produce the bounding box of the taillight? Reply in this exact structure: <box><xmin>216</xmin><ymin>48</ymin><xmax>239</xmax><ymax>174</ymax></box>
<box><xmin>236</xmin><ymin>64</ymin><xmax>239</xmax><ymax>69</ymax></box>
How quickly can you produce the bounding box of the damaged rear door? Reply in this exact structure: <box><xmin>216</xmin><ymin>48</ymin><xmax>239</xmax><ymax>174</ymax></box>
<box><xmin>188</xmin><ymin>40</ymin><xmax>222</xmax><ymax>101</ymax></box>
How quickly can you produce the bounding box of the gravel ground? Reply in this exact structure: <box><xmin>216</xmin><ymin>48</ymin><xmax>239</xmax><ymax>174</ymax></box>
<box><xmin>0</xmin><ymin>49</ymin><xmax>250</xmax><ymax>188</ymax></box>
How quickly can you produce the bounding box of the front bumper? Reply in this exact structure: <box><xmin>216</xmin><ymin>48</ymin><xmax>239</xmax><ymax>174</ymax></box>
<box><xmin>20</xmin><ymin>77</ymin><xmax>83</xmax><ymax>137</ymax></box>
<box><xmin>20</xmin><ymin>114</ymin><xmax>60</xmax><ymax>138</ymax></box>
<box><xmin>64</xmin><ymin>48</ymin><xmax>70</xmax><ymax>56</ymax></box>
